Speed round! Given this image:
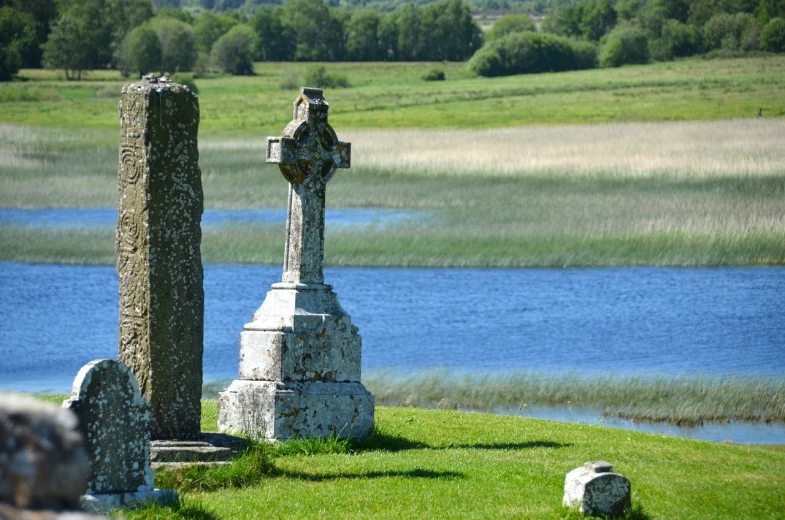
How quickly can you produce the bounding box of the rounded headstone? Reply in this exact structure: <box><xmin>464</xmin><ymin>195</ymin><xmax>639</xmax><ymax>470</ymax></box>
<box><xmin>65</xmin><ymin>359</ymin><xmax>153</xmax><ymax>495</ymax></box>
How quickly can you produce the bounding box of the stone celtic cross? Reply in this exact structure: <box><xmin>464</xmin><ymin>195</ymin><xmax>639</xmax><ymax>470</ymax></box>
<box><xmin>266</xmin><ymin>88</ymin><xmax>351</xmax><ymax>285</ymax></box>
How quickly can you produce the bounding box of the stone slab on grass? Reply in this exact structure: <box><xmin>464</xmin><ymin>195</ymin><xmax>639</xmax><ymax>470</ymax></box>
<box><xmin>563</xmin><ymin>461</ymin><xmax>631</xmax><ymax>517</ymax></box>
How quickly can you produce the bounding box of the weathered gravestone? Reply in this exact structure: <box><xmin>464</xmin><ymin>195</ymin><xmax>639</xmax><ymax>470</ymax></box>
<box><xmin>218</xmin><ymin>88</ymin><xmax>374</xmax><ymax>440</ymax></box>
<box><xmin>117</xmin><ymin>75</ymin><xmax>204</xmax><ymax>440</ymax></box>
<box><xmin>563</xmin><ymin>461</ymin><xmax>631</xmax><ymax>517</ymax></box>
<box><xmin>64</xmin><ymin>359</ymin><xmax>176</xmax><ymax>513</ymax></box>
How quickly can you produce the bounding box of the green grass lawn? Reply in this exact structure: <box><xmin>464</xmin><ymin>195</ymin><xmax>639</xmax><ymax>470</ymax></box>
<box><xmin>29</xmin><ymin>395</ymin><xmax>785</xmax><ymax>519</ymax></box>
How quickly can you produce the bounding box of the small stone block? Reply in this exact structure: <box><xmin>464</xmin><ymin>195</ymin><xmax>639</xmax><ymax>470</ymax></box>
<box><xmin>564</xmin><ymin>461</ymin><xmax>631</xmax><ymax>517</ymax></box>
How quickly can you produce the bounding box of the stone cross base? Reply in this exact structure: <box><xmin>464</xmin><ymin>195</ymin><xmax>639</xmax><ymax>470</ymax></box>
<box><xmin>218</xmin><ymin>283</ymin><xmax>374</xmax><ymax>440</ymax></box>
<box><xmin>81</xmin><ymin>489</ymin><xmax>178</xmax><ymax>514</ymax></box>
<box><xmin>218</xmin><ymin>380</ymin><xmax>374</xmax><ymax>440</ymax></box>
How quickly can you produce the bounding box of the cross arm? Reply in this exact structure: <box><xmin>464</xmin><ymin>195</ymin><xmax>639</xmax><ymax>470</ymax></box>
<box><xmin>266</xmin><ymin>137</ymin><xmax>299</xmax><ymax>165</ymax></box>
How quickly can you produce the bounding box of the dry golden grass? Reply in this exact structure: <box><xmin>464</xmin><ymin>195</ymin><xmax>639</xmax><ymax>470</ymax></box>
<box><xmin>346</xmin><ymin>119</ymin><xmax>785</xmax><ymax>178</ymax></box>
<box><xmin>203</xmin><ymin>119</ymin><xmax>785</xmax><ymax>178</ymax></box>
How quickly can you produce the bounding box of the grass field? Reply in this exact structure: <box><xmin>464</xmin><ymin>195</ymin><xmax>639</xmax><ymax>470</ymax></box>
<box><xmin>29</xmin><ymin>395</ymin><xmax>785</xmax><ymax>519</ymax></box>
<box><xmin>2</xmin><ymin>56</ymin><xmax>785</xmax><ymax>132</ymax></box>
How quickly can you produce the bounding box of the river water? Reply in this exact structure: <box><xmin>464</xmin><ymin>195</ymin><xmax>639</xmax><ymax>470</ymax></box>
<box><xmin>1</xmin><ymin>262</ymin><xmax>783</xmax><ymax>443</ymax></box>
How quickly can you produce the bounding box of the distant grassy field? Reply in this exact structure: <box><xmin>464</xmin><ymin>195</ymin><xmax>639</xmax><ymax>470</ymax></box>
<box><xmin>30</xmin><ymin>396</ymin><xmax>785</xmax><ymax>519</ymax></box>
<box><xmin>1</xmin><ymin>57</ymin><xmax>784</xmax><ymax>267</ymax></box>
<box><xmin>1</xmin><ymin>56</ymin><xmax>784</xmax><ymax>132</ymax></box>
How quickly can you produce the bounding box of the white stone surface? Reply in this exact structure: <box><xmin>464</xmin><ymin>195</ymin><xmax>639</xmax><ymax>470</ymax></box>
<box><xmin>563</xmin><ymin>461</ymin><xmax>631</xmax><ymax>517</ymax></box>
<box><xmin>218</xmin><ymin>380</ymin><xmax>374</xmax><ymax>440</ymax></box>
<box><xmin>239</xmin><ymin>285</ymin><xmax>361</xmax><ymax>383</ymax></box>
<box><xmin>80</xmin><ymin>489</ymin><xmax>177</xmax><ymax>514</ymax></box>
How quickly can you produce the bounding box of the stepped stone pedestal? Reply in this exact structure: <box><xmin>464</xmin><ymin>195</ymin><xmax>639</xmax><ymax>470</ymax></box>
<box><xmin>218</xmin><ymin>88</ymin><xmax>374</xmax><ymax>440</ymax></box>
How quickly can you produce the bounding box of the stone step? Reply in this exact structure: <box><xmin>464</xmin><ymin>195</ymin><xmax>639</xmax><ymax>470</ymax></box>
<box><xmin>151</xmin><ymin>461</ymin><xmax>231</xmax><ymax>470</ymax></box>
<box><xmin>150</xmin><ymin>445</ymin><xmax>233</xmax><ymax>463</ymax></box>
<box><xmin>150</xmin><ymin>433</ymin><xmax>246</xmax><ymax>465</ymax></box>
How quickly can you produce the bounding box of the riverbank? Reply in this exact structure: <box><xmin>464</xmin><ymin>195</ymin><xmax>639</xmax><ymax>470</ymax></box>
<box><xmin>202</xmin><ymin>371</ymin><xmax>785</xmax><ymax>428</ymax></box>
<box><xmin>30</xmin><ymin>396</ymin><xmax>785</xmax><ymax>519</ymax></box>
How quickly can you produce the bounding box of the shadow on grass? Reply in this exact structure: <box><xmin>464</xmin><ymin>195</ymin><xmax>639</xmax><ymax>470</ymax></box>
<box><xmin>354</xmin><ymin>432</ymin><xmax>570</xmax><ymax>452</ymax></box>
<box><xmin>275</xmin><ymin>468</ymin><xmax>464</xmax><ymax>482</ymax></box>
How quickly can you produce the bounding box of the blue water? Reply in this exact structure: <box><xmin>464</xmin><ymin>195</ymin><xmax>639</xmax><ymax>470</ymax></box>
<box><xmin>0</xmin><ymin>207</ymin><xmax>425</xmax><ymax>229</ymax></box>
<box><xmin>1</xmin><ymin>263</ymin><xmax>783</xmax><ymax>393</ymax></box>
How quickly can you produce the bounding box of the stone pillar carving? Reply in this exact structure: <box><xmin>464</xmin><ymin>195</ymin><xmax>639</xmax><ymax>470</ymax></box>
<box><xmin>117</xmin><ymin>76</ymin><xmax>204</xmax><ymax>440</ymax></box>
<box><xmin>218</xmin><ymin>88</ymin><xmax>374</xmax><ymax>440</ymax></box>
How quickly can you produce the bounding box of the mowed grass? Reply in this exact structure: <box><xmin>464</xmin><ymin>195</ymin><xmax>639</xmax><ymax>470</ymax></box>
<box><xmin>27</xmin><ymin>395</ymin><xmax>785</xmax><ymax>519</ymax></box>
<box><xmin>1</xmin><ymin>56</ymin><xmax>784</xmax><ymax>132</ymax></box>
<box><xmin>1</xmin><ymin>118</ymin><xmax>783</xmax><ymax>267</ymax></box>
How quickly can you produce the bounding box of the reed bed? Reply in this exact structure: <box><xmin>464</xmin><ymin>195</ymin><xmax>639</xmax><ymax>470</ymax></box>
<box><xmin>363</xmin><ymin>371</ymin><xmax>785</xmax><ymax>426</ymax></box>
<box><xmin>206</xmin><ymin>119</ymin><xmax>785</xmax><ymax>178</ymax></box>
<box><xmin>1</xmin><ymin>120</ymin><xmax>783</xmax><ymax>266</ymax></box>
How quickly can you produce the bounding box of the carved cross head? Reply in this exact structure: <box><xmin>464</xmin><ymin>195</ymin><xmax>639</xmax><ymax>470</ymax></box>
<box><xmin>266</xmin><ymin>88</ymin><xmax>351</xmax><ymax>185</ymax></box>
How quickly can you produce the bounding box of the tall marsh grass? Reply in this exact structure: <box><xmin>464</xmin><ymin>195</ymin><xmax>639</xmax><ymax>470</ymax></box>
<box><xmin>364</xmin><ymin>370</ymin><xmax>785</xmax><ymax>426</ymax></box>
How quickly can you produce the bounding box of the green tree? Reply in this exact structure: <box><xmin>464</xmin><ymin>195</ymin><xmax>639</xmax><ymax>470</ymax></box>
<box><xmin>652</xmin><ymin>0</ymin><xmax>690</xmax><ymax>23</ymax></box>
<box><xmin>421</xmin><ymin>0</ymin><xmax>481</xmax><ymax>61</ymax></box>
<box><xmin>126</xmin><ymin>24</ymin><xmax>162</xmax><ymax>77</ymax></box>
<box><xmin>194</xmin><ymin>11</ymin><xmax>237</xmax><ymax>53</ymax></box>
<box><xmin>486</xmin><ymin>14</ymin><xmax>536</xmax><ymax>42</ymax></box>
<box><xmin>759</xmin><ymin>16</ymin><xmax>785</xmax><ymax>51</ymax></box>
<box><xmin>250</xmin><ymin>7</ymin><xmax>294</xmax><ymax>61</ymax></box>
<box><xmin>152</xmin><ymin>17</ymin><xmax>197</xmax><ymax>73</ymax></box>
<box><xmin>542</xmin><ymin>4</ymin><xmax>584</xmax><ymax>38</ymax></box>
<box><xmin>156</xmin><ymin>8</ymin><xmax>194</xmax><ymax>25</ymax></box>
<box><xmin>581</xmin><ymin>0</ymin><xmax>617</xmax><ymax>41</ymax></box>
<box><xmin>391</xmin><ymin>4</ymin><xmax>422</xmax><ymax>60</ymax></box>
<box><xmin>211</xmin><ymin>24</ymin><xmax>258</xmax><ymax>74</ymax></box>
<box><xmin>345</xmin><ymin>10</ymin><xmax>381</xmax><ymax>61</ymax></box>
<box><xmin>0</xmin><ymin>7</ymin><xmax>36</xmax><ymax>80</ymax></box>
<box><xmin>283</xmin><ymin>0</ymin><xmax>344</xmax><ymax>61</ymax></box>
<box><xmin>41</xmin><ymin>14</ymin><xmax>92</xmax><ymax>79</ymax></box>
<box><xmin>2</xmin><ymin>0</ymin><xmax>57</xmax><ymax>68</ymax></box>
<box><xmin>651</xmin><ymin>20</ymin><xmax>701</xmax><ymax>60</ymax></box>
<box><xmin>378</xmin><ymin>11</ymin><xmax>398</xmax><ymax>59</ymax></box>
<box><xmin>703</xmin><ymin>12</ymin><xmax>756</xmax><ymax>50</ymax></box>
<box><xmin>599</xmin><ymin>26</ymin><xmax>649</xmax><ymax>67</ymax></box>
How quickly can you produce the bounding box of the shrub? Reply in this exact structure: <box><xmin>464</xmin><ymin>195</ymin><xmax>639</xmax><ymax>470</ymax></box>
<box><xmin>703</xmin><ymin>13</ymin><xmax>757</xmax><ymax>52</ymax></box>
<box><xmin>468</xmin><ymin>31</ymin><xmax>597</xmax><ymax>77</ymax></box>
<box><xmin>126</xmin><ymin>24</ymin><xmax>162</xmax><ymax>78</ymax></box>
<box><xmin>302</xmin><ymin>65</ymin><xmax>349</xmax><ymax>89</ymax></box>
<box><xmin>151</xmin><ymin>17</ymin><xmax>197</xmax><ymax>74</ymax></box>
<box><xmin>600</xmin><ymin>26</ymin><xmax>649</xmax><ymax>67</ymax></box>
<box><xmin>759</xmin><ymin>17</ymin><xmax>785</xmax><ymax>52</ymax></box>
<box><xmin>485</xmin><ymin>14</ymin><xmax>537</xmax><ymax>42</ymax></box>
<box><xmin>651</xmin><ymin>20</ymin><xmax>701</xmax><ymax>61</ymax></box>
<box><xmin>211</xmin><ymin>24</ymin><xmax>258</xmax><ymax>75</ymax></box>
<box><xmin>422</xmin><ymin>68</ymin><xmax>446</xmax><ymax>81</ymax></box>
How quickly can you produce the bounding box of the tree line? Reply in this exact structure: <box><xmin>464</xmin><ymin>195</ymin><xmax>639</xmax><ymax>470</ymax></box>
<box><xmin>0</xmin><ymin>0</ymin><xmax>480</xmax><ymax>80</ymax></box>
<box><xmin>470</xmin><ymin>0</ymin><xmax>785</xmax><ymax>76</ymax></box>
<box><xmin>2</xmin><ymin>0</ymin><xmax>785</xmax><ymax>82</ymax></box>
